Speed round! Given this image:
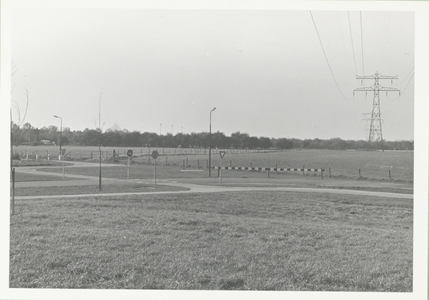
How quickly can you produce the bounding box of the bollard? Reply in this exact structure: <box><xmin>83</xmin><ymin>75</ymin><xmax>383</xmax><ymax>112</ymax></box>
<box><xmin>359</xmin><ymin>168</ymin><xmax>361</xmax><ymax>179</ymax></box>
<box><xmin>329</xmin><ymin>168</ymin><xmax>331</xmax><ymax>178</ymax></box>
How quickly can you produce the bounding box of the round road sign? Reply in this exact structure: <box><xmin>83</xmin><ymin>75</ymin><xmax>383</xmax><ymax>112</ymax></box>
<box><xmin>127</xmin><ymin>149</ymin><xmax>133</xmax><ymax>157</ymax></box>
<box><xmin>151</xmin><ymin>150</ymin><xmax>159</xmax><ymax>159</ymax></box>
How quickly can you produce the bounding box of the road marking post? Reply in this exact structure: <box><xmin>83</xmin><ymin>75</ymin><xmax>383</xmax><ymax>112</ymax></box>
<box><xmin>127</xmin><ymin>149</ymin><xmax>133</xmax><ymax>178</ymax></box>
<box><xmin>152</xmin><ymin>150</ymin><xmax>159</xmax><ymax>186</ymax></box>
<box><xmin>219</xmin><ymin>151</ymin><xmax>226</xmax><ymax>186</ymax></box>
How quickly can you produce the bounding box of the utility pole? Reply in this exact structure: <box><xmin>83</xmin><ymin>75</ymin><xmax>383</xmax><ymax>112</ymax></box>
<box><xmin>354</xmin><ymin>71</ymin><xmax>400</xmax><ymax>150</ymax></box>
<box><xmin>99</xmin><ymin>93</ymin><xmax>102</xmax><ymax>191</ymax></box>
<box><xmin>208</xmin><ymin>107</ymin><xmax>216</xmax><ymax>177</ymax></box>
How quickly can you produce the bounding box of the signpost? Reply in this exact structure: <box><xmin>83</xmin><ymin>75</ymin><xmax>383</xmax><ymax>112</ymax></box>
<box><xmin>61</xmin><ymin>149</ymin><xmax>66</xmax><ymax>178</ymax></box>
<box><xmin>127</xmin><ymin>149</ymin><xmax>133</xmax><ymax>178</ymax></box>
<box><xmin>152</xmin><ymin>150</ymin><xmax>159</xmax><ymax>185</ymax></box>
<box><xmin>219</xmin><ymin>151</ymin><xmax>226</xmax><ymax>186</ymax></box>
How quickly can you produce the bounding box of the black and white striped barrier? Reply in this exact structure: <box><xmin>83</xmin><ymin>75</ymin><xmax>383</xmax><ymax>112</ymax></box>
<box><xmin>212</xmin><ymin>166</ymin><xmax>325</xmax><ymax>178</ymax></box>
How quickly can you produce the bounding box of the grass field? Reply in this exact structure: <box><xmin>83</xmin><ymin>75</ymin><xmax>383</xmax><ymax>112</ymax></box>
<box><xmin>30</xmin><ymin>149</ymin><xmax>413</xmax><ymax>184</ymax></box>
<box><xmin>13</xmin><ymin>147</ymin><xmax>413</xmax><ymax>182</ymax></box>
<box><xmin>10</xmin><ymin>191</ymin><xmax>412</xmax><ymax>291</ymax></box>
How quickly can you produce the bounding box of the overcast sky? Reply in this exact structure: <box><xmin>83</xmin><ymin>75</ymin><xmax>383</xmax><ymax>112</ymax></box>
<box><xmin>8</xmin><ymin>2</ymin><xmax>416</xmax><ymax>141</ymax></box>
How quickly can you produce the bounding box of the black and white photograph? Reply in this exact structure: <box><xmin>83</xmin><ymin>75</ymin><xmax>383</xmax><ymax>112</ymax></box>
<box><xmin>1</xmin><ymin>1</ymin><xmax>428</xmax><ymax>299</ymax></box>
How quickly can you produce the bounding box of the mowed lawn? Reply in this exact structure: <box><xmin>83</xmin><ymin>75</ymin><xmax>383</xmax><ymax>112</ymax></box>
<box><xmin>9</xmin><ymin>191</ymin><xmax>413</xmax><ymax>291</ymax></box>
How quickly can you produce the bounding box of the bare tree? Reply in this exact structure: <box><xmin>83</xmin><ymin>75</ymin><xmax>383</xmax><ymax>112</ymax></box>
<box><xmin>10</xmin><ymin>63</ymin><xmax>30</xmax><ymax>216</ymax></box>
<box><xmin>11</xmin><ymin>86</ymin><xmax>30</xmax><ymax>167</ymax></box>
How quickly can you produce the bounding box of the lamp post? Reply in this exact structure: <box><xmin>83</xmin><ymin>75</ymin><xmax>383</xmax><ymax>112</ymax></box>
<box><xmin>98</xmin><ymin>93</ymin><xmax>102</xmax><ymax>191</ymax></box>
<box><xmin>53</xmin><ymin>115</ymin><xmax>62</xmax><ymax>159</ymax></box>
<box><xmin>53</xmin><ymin>115</ymin><xmax>65</xmax><ymax>177</ymax></box>
<box><xmin>208</xmin><ymin>107</ymin><xmax>216</xmax><ymax>177</ymax></box>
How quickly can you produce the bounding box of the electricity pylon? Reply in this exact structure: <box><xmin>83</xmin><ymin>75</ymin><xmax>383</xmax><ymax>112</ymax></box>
<box><xmin>354</xmin><ymin>71</ymin><xmax>400</xmax><ymax>150</ymax></box>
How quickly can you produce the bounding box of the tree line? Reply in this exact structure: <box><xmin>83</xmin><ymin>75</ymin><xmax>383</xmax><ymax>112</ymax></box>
<box><xmin>12</xmin><ymin>122</ymin><xmax>413</xmax><ymax>151</ymax></box>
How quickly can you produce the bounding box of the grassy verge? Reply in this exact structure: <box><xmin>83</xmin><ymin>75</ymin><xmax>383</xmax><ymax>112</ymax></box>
<box><xmin>12</xmin><ymin>172</ymin><xmax>81</xmax><ymax>182</ymax></box>
<box><xmin>10</xmin><ymin>191</ymin><xmax>412</xmax><ymax>291</ymax></box>
<box><xmin>13</xmin><ymin>183</ymin><xmax>189</xmax><ymax>197</ymax></box>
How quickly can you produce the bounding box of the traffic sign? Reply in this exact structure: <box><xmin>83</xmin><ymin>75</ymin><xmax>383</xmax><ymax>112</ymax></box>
<box><xmin>219</xmin><ymin>151</ymin><xmax>226</xmax><ymax>159</ymax></box>
<box><xmin>127</xmin><ymin>149</ymin><xmax>133</xmax><ymax>157</ymax></box>
<box><xmin>151</xmin><ymin>150</ymin><xmax>159</xmax><ymax>159</ymax></box>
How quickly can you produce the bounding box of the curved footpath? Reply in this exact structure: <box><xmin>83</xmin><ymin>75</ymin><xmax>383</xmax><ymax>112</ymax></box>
<box><xmin>13</xmin><ymin>161</ymin><xmax>413</xmax><ymax>200</ymax></box>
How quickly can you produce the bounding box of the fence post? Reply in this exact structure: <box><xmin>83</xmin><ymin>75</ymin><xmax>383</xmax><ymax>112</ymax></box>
<box><xmin>186</xmin><ymin>157</ymin><xmax>188</xmax><ymax>167</ymax></box>
<box><xmin>321</xmin><ymin>169</ymin><xmax>324</xmax><ymax>179</ymax></box>
<box><xmin>359</xmin><ymin>168</ymin><xmax>361</xmax><ymax>179</ymax></box>
<box><xmin>183</xmin><ymin>159</ymin><xmax>185</xmax><ymax>169</ymax></box>
<box><xmin>166</xmin><ymin>156</ymin><xmax>168</xmax><ymax>165</ymax></box>
<box><xmin>329</xmin><ymin>168</ymin><xmax>331</xmax><ymax>178</ymax></box>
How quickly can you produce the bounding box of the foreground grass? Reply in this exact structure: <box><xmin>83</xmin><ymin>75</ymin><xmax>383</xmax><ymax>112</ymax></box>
<box><xmin>10</xmin><ymin>191</ymin><xmax>413</xmax><ymax>291</ymax></box>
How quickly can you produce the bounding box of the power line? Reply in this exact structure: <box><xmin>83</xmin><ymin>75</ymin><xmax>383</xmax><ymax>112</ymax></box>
<box><xmin>379</xmin><ymin>12</ymin><xmax>391</xmax><ymax>70</ymax></box>
<box><xmin>347</xmin><ymin>11</ymin><xmax>359</xmax><ymax>76</ymax></box>
<box><xmin>360</xmin><ymin>11</ymin><xmax>365</xmax><ymax>77</ymax></box>
<box><xmin>309</xmin><ymin>11</ymin><xmax>351</xmax><ymax>101</ymax></box>
<box><xmin>395</xmin><ymin>66</ymin><xmax>414</xmax><ymax>86</ymax></box>
<box><xmin>391</xmin><ymin>72</ymin><xmax>414</xmax><ymax>100</ymax></box>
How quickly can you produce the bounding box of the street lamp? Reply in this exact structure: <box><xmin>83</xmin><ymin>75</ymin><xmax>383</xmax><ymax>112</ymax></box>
<box><xmin>98</xmin><ymin>93</ymin><xmax>102</xmax><ymax>191</ymax></box>
<box><xmin>53</xmin><ymin>115</ymin><xmax>65</xmax><ymax>177</ymax></box>
<box><xmin>53</xmin><ymin>115</ymin><xmax>62</xmax><ymax>159</ymax></box>
<box><xmin>208</xmin><ymin>107</ymin><xmax>216</xmax><ymax>177</ymax></box>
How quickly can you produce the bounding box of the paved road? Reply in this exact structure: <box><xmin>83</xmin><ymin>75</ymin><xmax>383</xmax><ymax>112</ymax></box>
<box><xmin>13</xmin><ymin>162</ymin><xmax>413</xmax><ymax>200</ymax></box>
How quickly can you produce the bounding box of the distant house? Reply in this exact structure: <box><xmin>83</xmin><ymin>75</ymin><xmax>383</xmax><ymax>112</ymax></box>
<box><xmin>41</xmin><ymin>140</ymin><xmax>53</xmax><ymax>145</ymax></box>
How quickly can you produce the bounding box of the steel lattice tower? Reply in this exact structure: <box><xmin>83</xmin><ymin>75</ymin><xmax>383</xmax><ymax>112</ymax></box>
<box><xmin>354</xmin><ymin>71</ymin><xmax>400</xmax><ymax>148</ymax></box>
